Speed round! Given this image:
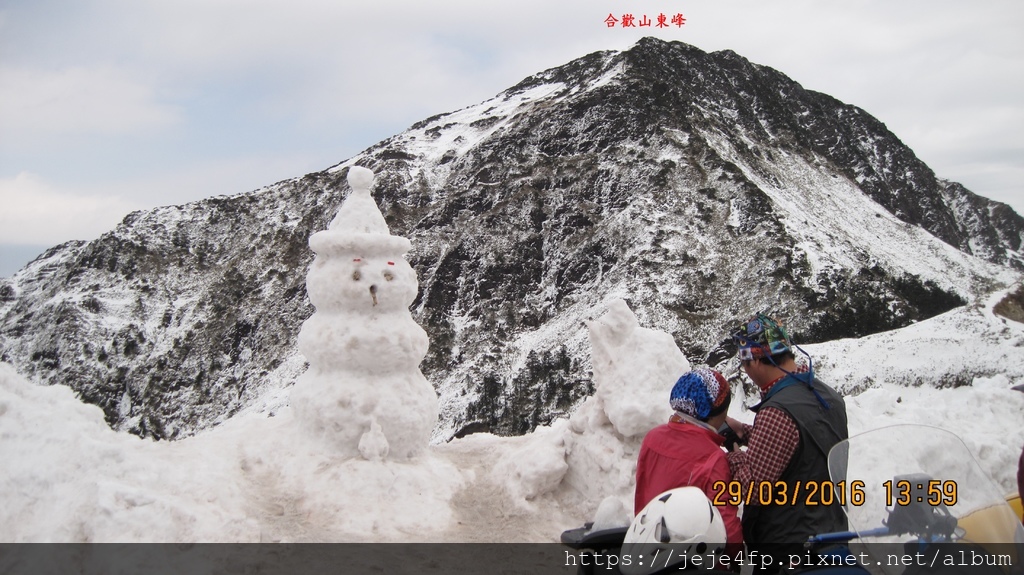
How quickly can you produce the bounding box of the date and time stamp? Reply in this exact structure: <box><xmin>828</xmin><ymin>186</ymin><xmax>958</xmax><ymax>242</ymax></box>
<box><xmin>567</xmin><ymin>478</ymin><xmax>1016</xmax><ymax>572</ymax></box>
<box><xmin>710</xmin><ymin>479</ymin><xmax>958</xmax><ymax>507</ymax></box>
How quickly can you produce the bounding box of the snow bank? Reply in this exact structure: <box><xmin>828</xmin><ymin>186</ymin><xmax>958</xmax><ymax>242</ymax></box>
<box><xmin>0</xmin><ymin>363</ymin><xmax>257</xmax><ymax>542</ymax></box>
<box><xmin>2</xmin><ymin>296</ymin><xmax>1022</xmax><ymax>542</ymax></box>
<box><xmin>0</xmin><ymin>362</ymin><xmax>463</xmax><ymax>542</ymax></box>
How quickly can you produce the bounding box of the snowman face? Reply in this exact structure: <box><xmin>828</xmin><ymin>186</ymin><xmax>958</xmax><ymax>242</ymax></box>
<box><xmin>351</xmin><ymin>257</ymin><xmax>398</xmax><ymax>308</ymax></box>
<box><xmin>307</xmin><ymin>254</ymin><xmax>418</xmax><ymax>313</ymax></box>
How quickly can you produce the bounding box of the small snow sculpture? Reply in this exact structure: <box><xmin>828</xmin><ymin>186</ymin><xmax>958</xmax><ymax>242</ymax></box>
<box><xmin>291</xmin><ymin>166</ymin><xmax>438</xmax><ymax>460</ymax></box>
<box><xmin>358</xmin><ymin>419</ymin><xmax>389</xmax><ymax>462</ymax></box>
<box><xmin>586</xmin><ymin>299</ymin><xmax>689</xmax><ymax>438</ymax></box>
<box><xmin>535</xmin><ymin>299</ymin><xmax>690</xmax><ymax>517</ymax></box>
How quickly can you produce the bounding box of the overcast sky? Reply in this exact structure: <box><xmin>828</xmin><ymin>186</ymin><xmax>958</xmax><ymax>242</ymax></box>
<box><xmin>1</xmin><ymin>0</ymin><xmax>1022</xmax><ymax>277</ymax></box>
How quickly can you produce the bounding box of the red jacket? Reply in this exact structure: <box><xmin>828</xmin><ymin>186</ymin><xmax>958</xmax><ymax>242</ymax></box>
<box><xmin>634</xmin><ymin>420</ymin><xmax>743</xmax><ymax>547</ymax></box>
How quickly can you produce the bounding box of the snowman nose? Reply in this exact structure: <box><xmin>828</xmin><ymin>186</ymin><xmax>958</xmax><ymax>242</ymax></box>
<box><xmin>369</xmin><ymin>284</ymin><xmax>378</xmax><ymax>306</ymax></box>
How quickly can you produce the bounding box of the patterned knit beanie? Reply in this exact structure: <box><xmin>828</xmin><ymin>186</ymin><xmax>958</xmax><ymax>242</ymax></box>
<box><xmin>669</xmin><ymin>369</ymin><xmax>731</xmax><ymax>421</ymax></box>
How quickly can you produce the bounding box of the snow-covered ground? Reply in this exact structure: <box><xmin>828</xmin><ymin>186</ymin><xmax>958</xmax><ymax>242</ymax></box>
<box><xmin>1</xmin><ymin>292</ymin><xmax>1022</xmax><ymax>543</ymax></box>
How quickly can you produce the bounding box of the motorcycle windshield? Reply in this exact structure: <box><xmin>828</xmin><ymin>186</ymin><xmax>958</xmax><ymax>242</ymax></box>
<box><xmin>828</xmin><ymin>424</ymin><xmax>1024</xmax><ymax>546</ymax></box>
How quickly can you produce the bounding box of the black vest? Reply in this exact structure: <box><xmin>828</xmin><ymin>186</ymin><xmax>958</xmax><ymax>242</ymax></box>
<box><xmin>743</xmin><ymin>376</ymin><xmax>849</xmax><ymax>547</ymax></box>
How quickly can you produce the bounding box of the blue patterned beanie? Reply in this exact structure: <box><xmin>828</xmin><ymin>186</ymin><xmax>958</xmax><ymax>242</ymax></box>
<box><xmin>669</xmin><ymin>369</ymin><xmax>730</xmax><ymax>421</ymax></box>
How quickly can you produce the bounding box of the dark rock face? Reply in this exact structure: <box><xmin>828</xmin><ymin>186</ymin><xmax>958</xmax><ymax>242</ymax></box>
<box><xmin>2</xmin><ymin>38</ymin><xmax>1021</xmax><ymax>441</ymax></box>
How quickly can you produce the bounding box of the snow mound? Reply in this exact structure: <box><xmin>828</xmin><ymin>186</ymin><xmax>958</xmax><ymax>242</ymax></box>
<box><xmin>586</xmin><ymin>299</ymin><xmax>689</xmax><ymax>438</ymax></box>
<box><xmin>0</xmin><ymin>362</ymin><xmax>463</xmax><ymax>542</ymax></box>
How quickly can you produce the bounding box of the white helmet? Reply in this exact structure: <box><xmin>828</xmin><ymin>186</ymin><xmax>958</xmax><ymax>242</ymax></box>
<box><xmin>621</xmin><ymin>487</ymin><xmax>727</xmax><ymax>574</ymax></box>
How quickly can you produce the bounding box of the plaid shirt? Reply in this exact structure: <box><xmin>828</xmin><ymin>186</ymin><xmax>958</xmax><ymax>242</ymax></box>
<box><xmin>726</xmin><ymin>373</ymin><xmax>804</xmax><ymax>502</ymax></box>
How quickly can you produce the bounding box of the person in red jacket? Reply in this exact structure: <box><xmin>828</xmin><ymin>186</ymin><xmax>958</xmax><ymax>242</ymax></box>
<box><xmin>634</xmin><ymin>368</ymin><xmax>743</xmax><ymax>548</ymax></box>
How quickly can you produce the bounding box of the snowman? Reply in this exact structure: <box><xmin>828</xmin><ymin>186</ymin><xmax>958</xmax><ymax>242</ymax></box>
<box><xmin>290</xmin><ymin>166</ymin><xmax>438</xmax><ymax>461</ymax></box>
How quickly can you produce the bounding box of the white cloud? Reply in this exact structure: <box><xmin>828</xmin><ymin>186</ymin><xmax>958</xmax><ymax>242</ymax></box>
<box><xmin>0</xmin><ymin>172</ymin><xmax>140</xmax><ymax>244</ymax></box>
<box><xmin>0</xmin><ymin>147</ymin><xmax>329</xmax><ymax>247</ymax></box>
<box><xmin>0</xmin><ymin>65</ymin><xmax>180</xmax><ymax>145</ymax></box>
<box><xmin>0</xmin><ymin>0</ymin><xmax>1021</xmax><ymax>242</ymax></box>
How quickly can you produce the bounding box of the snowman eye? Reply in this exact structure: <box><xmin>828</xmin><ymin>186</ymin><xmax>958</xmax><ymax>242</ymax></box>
<box><xmin>383</xmin><ymin>270</ymin><xmax>394</xmax><ymax>281</ymax></box>
<box><xmin>352</xmin><ymin>270</ymin><xmax>362</xmax><ymax>281</ymax></box>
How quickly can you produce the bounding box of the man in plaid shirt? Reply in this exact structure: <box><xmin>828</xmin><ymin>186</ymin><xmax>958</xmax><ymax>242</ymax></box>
<box><xmin>722</xmin><ymin>314</ymin><xmax>848</xmax><ymax>572</ymax></box>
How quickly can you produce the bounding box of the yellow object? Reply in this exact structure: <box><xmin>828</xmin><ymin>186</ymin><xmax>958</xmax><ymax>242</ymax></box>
<box><xmin>958</xmin><ymin>503</ymin><xmax>1021</xmax><ymax>543</ymax></box>
<box><xmin>1008</xmin><ymin>492</ymin><xmax>1023</xmax><ymax>523</ymax></box>
<box><xmin>956</xmin><ymin>501</ymin><xmax>1021</xmax><ymax>574</ymax></box>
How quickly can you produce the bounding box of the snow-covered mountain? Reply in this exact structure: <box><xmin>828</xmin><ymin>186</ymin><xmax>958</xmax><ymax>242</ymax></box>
<box><xmin>1</xmin><ymin>38</ymin><xmax>1022</xmax><ymax>442</ymax></box>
